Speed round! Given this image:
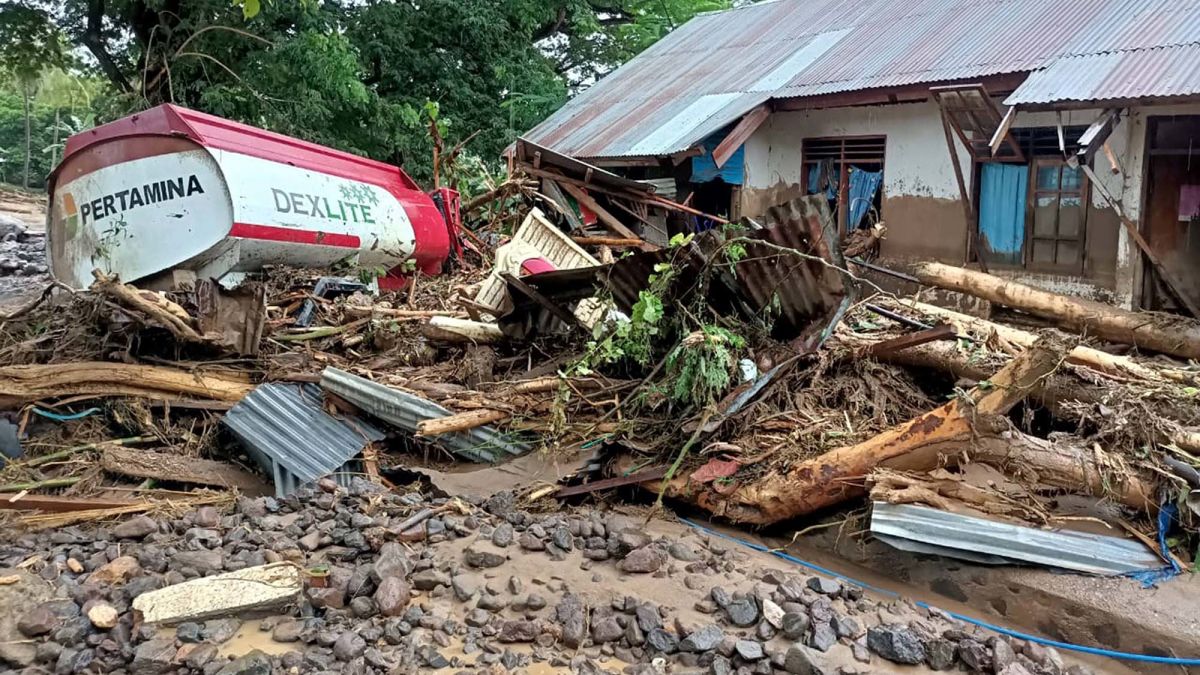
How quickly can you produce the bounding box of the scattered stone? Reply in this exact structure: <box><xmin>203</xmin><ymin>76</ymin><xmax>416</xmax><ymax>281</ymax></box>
<box><xmin>866</xmin><ymin>625</ymin><xmax>926</xmax><ymax>665</ymax></box>
<box><xmin>782</xmin><ymin>611</ymin><xmax>811</xmax><ymax>640</ymax></box>
<box><xmin>991</xmin><ymin>637</ymin><xmax>1017</xmax><ymax>673</ymax></box>
<box><xmin>498</xmin><ymin>620</ymin><xmax>538</xmax><ymax>643</ymax></box>
<box><xmin>680</xmin><ymin>624</ymin><xmax>723</xmax><ymax>652</ymax></box>
<box><xmin>86</xmin><ymin>603</ymin><xmax>118</xmax><ymax>629</ymax></box>
<box><xmin>271</xmin><ymin>620</ymin><xmax>304</xmax><ymax>643</ymax></box>
<box><xmin>959</xmin><ymin>639</ymin><xmax>990</xmax><ymax>672</ymax></box>
<box><xmin>724</xmin><ymin>596</ymin><xmax>759</xmax><ymax>627</ymax></box>
<box><xmin>556</xmin><ymin>593</ymin><xmax>586</xmax><ymax>649</ymax></box>
<box><xmin>90</xmin><ymin>556</ymin><xmax>141</xmax><ymax>584</ymax></box>
<box><xmin>735</xmin><ymin>639</ymin><xmax>765</xmax><ymax>661</ymax></box>
<box><xmin>668</xmin><ymin>542</ymin><xmax>701</xmax><ymax>561</ymax></box>
<box><xmin>130</xmin><ymin>637</ymin><xmax>176</xmax><ymax>675</ymax></box>
<box><xmin>464</xmin><ymin>542</ymin><xmax>507</xmax><ymax>568</ymax></box>
<box><xmin>645</xmin><ymin>628</ymin><xmax>679</xmax><ymax>654</ymax></box>
<box><xmin>113</xmin><ymin>516</ymin><xmax>158</xmax><ymax>539</ymax></box>
<box><xmin>332</xmin><ymin>631</ymin><xmax>367</xmax><ymax>661</ymax></box>
<box><xmin>808</xmin><ymin>621</ymin><xmax>837</xmax><ymax>652</ymax></box>
<box><xmin>620</xmin><ymin>546</ymin><xmax>665</xmax><ymax>574</ymax></box>
<box><xmin>832</xmin><ymin>614</ymin><xmax>860</xmax><ymax>639</ymax></box>
<box><xmin>411</xmin><ymin>569</ymin><xmax>450</xmax><ymax>590</ymax></box>
<box><xmin>784</xmin><ymin>645</ymin><xmax>832</xmax><ymax>675</ymax></box>
<box><xmin>176</xmin><ymin>622</ymin><xmax>204</xmax><ymax>643</ymax></box>
<box><xmin>214</xmin><ymin>649</ymin><xmax>271</xmax><ymax>675</ymax></box>
<box><xmin>203</xmin><ymin>618</ymin><xmax>242</xmax><ymax>644</ymax></box>
<box><xmin>761</xmin><ymin>598</ymin><xmax>785</xmax><ymax>628</ymax></box>
<box><xmin>806</xmin><ymin>577</ymin><xmax>842</xmax><ymax>596</ymax></box>
<box><xmin>451</xmin><ymin>574</ymin><xmax>480</xmax><ymax>601</ymax></box>
<box><xmin>926</xmin><ymin>638</ymin><xmax>957</xmax><ymax>671</ymax></box>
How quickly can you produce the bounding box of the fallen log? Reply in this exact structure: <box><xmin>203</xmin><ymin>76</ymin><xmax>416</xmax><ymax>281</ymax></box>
<box><xmin>421</xmin><ymin>317</ymin><xmax>506</xmax><ymax>344</ymax></box>
<box><xmin>100</xmin><ymin>446</ymin><xmax>269</xmax><ymax>494</ymax></box>
<box><xmin>912</xmin><ymin>262</ymin><xmax>1200</xmax><ymax>360</ymax></box>
<box><xmin>650</xmin><ymin>336</ymin><xmax>1072</xmax><ymax>524</ymax></box>
<box><xmin>887</xmin><ymin>298</ymin><xmax>1192</xmax><ymax>384</ymax></box>
<box><xmin>416</xmin><ymin>409</ymin><xmax>510</xmax><ymax>437</ymax></box>
<box><xmin>91</xmin><ymin>269</ymin><xmax>219</xmax><ymax>346</ymax></box>
<box><xmin>0</xmin><ymin>363</ymin><xmax>254</xmax><ymax>408</ymax></box>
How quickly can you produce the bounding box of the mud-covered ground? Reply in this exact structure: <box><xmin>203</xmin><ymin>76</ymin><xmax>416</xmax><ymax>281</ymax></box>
<box><xmin>0</xmin><ymin>478</ymin><xmax>1099</xmax><ymax>675</ymax></box>
<box><xmin>0</xmin><ymin>187</ymin><xmax>49</xmax><ymax>311</ymax></box>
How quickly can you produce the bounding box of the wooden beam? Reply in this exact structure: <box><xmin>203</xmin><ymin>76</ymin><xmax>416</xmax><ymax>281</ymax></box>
<box><xmin>989</xmin><ymin>106</ymin><xmax>1018</xmax><ymax>157</ymax></box>
<box><xmin>938</xmin><ymin>109</ymin><xmax>986</xmax><ymax>273</ymax></box>
<box><xmin>0</xmin><ymin>494</ymin><xmax>139</xmax><ymax>513</ymax></box>
<box><xmin>571</xmin><ymin>236</ymin><xmax>645</xmax><ymax>247</ymax></box>
<box><xmin>558</xmin><ymin>182</ymin><xmax>656</xmax><ymax>251</ymax></box>
<box><xmin>1080</xmin><ymin>164</ymin><xmax>1200</xmax><ymax>318</ymax></box>
<box><xmin>1077</xmin><ymin>109</ymin><xmax>1122</xmax><ymax>165</ymax></box>
<box><xmin>713</xmin><ymin>104</ymin><xmax>770</xmax><ymax>169</ymax></box>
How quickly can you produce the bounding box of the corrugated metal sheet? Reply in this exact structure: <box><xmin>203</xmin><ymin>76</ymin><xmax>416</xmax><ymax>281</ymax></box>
<box><xmin>1006</xmin><ymin>43</ymin><xmax>1200</xmax><ymax>105</ymax></box>
<box><xmin>525</xmin><ymin>0</ymin><xmax>1200</xmax><ymax>159</ymax></box>
<box><xmin>319</xmin><ymin>367</ymin><xmax>529</xmax><ymax>463</ymax></box>
<box><xmin>871</xmin><ymin>502</ymin><xmax>1164</xmax><ymax>576</ymax></box>
<box><xmin>223</xmin><ymin>383</ymin><xmax>385</xmax><ymax>497</ymax></box>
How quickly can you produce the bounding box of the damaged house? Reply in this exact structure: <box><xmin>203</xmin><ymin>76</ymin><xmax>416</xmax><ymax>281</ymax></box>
<box><xmin>521</xmin><ymin>0</ymin><xmax>1200</xmax><ymax>312</ymax></box>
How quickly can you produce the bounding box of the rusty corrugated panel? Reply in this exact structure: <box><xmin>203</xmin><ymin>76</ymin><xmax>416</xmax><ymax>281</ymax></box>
<box><xmin>1006</xmin><ymin>44</ymin><xmax>1200</xmax><ymax>105</ymax></box>
<box><xmin>524</xmin><ymin>0</ymin><xmax>1200</xmax><ymax>160</ymax></box>
<box><xmin>597</xmin><ymin>196</ymin><xmax>850</xmax><ymax>346</ymax></box>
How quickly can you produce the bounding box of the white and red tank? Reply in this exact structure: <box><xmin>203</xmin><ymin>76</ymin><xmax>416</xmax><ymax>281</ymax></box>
<box><xmin>47</xmin><ymin>104</ymin><xmax>458</xmax><ymax>289</ymax></box>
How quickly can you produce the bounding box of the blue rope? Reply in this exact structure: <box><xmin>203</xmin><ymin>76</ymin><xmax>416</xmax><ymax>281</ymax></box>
<box><xmin>679</xmin><ymin>518</ymin><xmax>1200</xmax><ymax>666</ymax></box>
<box><xmin>31</xmin><ymin>407</ymin><xmax>101</xmax><ymax>421</ymax></box>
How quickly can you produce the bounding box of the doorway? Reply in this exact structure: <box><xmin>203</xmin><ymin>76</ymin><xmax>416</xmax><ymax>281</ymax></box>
<box><xmin>1142</xmin><ymin>116</ymin><xmax>1200</xmax><ymax>312</ymax></box>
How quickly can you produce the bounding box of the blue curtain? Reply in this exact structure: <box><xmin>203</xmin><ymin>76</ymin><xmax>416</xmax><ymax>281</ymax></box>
<box><xmin>978</xmin><ymin>163</ymin><xmax>1028</xmax><ymax>265</ymax></box>
<box><xmin>847</xmin><ymin>167</ymin><xmax>883</xmax><ymax>230</ymax></box>
<box><xmin>807</xmin><ymin>164</ymin><xmax>837</xmax><ymax>200</ymax></box>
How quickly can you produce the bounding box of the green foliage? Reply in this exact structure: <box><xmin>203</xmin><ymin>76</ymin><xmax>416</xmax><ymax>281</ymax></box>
<box><xmin>663</xmin><ymin>324</ymin><xmax>744</xmax><ymax>408</ymax></box>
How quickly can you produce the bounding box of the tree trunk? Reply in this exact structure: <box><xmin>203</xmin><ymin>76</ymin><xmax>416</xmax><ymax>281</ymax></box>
<box><xmin>649</xmin><ymin>336</ymin><xmax>1072</xmax><ymax>525</ymax></box>
<box><xmin>912</xmin><ymin>261</ymin><xmax>1200</xmax><ymax>360</ymax></box>
<box><xmin>21</xmin><ymin>81</ymin><xmax>32</xmax><ymax>189</ymax></box>
<box><xmin>51</xmin><ymin>108</ymin><xmax>60</xmax><ymax>168</ymax></box>
<box><xmin>0</xmin><ymin>362</ymin><xmax>253</xmax><ymax>407</ymax></box>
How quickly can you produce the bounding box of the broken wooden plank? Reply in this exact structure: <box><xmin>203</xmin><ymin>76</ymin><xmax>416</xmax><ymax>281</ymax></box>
<box><xmin>571</xmin><ymin>236</ymin><xmax>646</xmax><ymax>248</ymax></box>
<box><xmin>913</xmin><ymin>260</ymin><xmax>1200</xmax><ymax>357</ymax></box>
<box><xmin>558</xmin><ymin>182</ymin><xmax>655</xmax><ymax>251</ymax></box>
<box><xmin>101</xmin><ymin>446</ymin><xmax>269</xmax><ymax>494</ymax></box>
<box><xmin>713</xmin><ymin>104</ymin><xmax>770</xmax><ymax>169</ymax></box>
<box><xmin>0</xmin><ymin>494</ymin><xmax>139</xmax><ymax>512</ymax></box>
<box><xmin>863</xmin><ymin>324</ymin><xmax>956</xmax><ymax>357</ymax></box>
<box><xmin>988</xmin><ymin>106</ymin><xmax>1018</xmax><ymax>157</ymax></box>
<box><xmin>556</xmin><ymin>467</ymin><xmax>669</xmax><ymax>498</ymax></box>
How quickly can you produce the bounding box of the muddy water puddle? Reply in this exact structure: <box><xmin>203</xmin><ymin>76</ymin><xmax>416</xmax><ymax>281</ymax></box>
<box><xmin>216</xmin><ymin>615</ymin><xmax>298</xmax><ymax>658</ymax></box>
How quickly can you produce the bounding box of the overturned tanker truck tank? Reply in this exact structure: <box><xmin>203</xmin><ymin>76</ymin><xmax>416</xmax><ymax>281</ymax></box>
<box><xmin>46</xmin><ymin>104</ymin><xmax>461</xmax><ymax>289</ymax></box>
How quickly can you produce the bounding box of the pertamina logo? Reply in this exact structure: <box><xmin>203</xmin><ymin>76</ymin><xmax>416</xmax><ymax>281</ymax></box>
<box><xmin>64</xmin><ymin>175</ymin><xmax>205</xmax><ymax>230</ymax></box>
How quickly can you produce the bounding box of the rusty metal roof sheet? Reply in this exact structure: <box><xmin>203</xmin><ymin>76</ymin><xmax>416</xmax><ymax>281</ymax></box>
<box><xmin>525</xmin><ymin>0</ymin><xmax>1200</xmax><ymax>159</ymax></box>
<box><xmin>1006</xmin><ymin>43</ymin><xmax>1200</xmax><ymax>106</ymax></box>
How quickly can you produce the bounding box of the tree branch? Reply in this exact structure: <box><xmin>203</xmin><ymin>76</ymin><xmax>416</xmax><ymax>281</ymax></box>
<box><xmin>82</xmin><ymin>0</ymin><xmax>133</xmax><ymax>93</ymax></box>
<box><xmin>532</xmin><ymin>6</ymin><xmax>568</xmax><ymax>42</ymax></box>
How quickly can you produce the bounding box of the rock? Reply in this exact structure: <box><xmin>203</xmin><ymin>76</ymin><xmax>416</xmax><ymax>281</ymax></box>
<box><xmin>735</xmin><ymin>640</ymin><xmax>765</xmax><ymax>661</ymax></box>
<box><xmin>373</xmin><ymin>576</ymin><xmax>410</xmax><ymax>617</ymax></box>
<box><xmin>411</xmin><ymin>569</ymin><xmax>450</xmax><ymax>591</ymax></box>
<box><xmin>176</xmin><ymin>622</ymin><xmax>204</xmax><ymax>643</ymax></box>
<box><xmin>551</xmin><ymin>526</ymin><xmax>573</xmax><ymax>551</ymax></box>
<box><xmin>214</xmin><ymin>649</ymin><xmax>271</xmax><ymax>675</ymax></box>
<box><xmin>959</xmin><ymin>639</ymin><xmax>990</xmax><ymax>672</ymax></box>
<box><xmin>761</xmin><ymin>598</ymin><xmax>785</xmax><ymax>629</ymax></box>
<box><xmin>518</xmin><ymin>532</ymin><xmax>545</xmax><ymax>551</ymax></box>
<box><xmin>999</xmin><ymin>665</ymin><xmax>1036</xmax><ymax>675</ymax></box>
<box><xmin>172</xmin><ymin>550</ymin><xmax>224</xmax><ymax>574</ymax></box>
<box><xmin>784</xmin><ymin>645</ymin><xmax>832</xmax><ymax>675</ymax></box>
<box><xmin>130</xmin><ymin>637</ymin><xmax>176</xmax><ymax>675</ymax></box>
<box><xmin>203</xmin><ymin>618</ymin><xmax>242</xmax><ymax>644</ymax></box>
<box><xmin>635</xmin><ymin>605</ymin><xmax>663</xmax><ymax>632</ymax></box>
<box><xmin>866</xmin><ymin>625</ymin><xmax>926</xmax><ymax>665</ymax></box>
<box><xmin>307</xmin><ymin>587</ymin><xmax>346</xmax><ymax>609</ymax></box>
<box><xmin>113</xmin><ymin>515</ymin><xmax>158</xmax><ymax>539</ymax></box>
<box><xmin>556</xmin><ymin>593</ymin><xmax>586</xmax><ymax>649</ymax></box>
<box><xmin>592</xmin><ymin>617</ymin><xmax>623</xmax><ymax>644</ymax></box>
<box><xmin>464</xmin><ymin>542</ymin><xmax>507</xmax><ymax>568</ymax></box>
<box><xmin>498</xmin><ymin>620</ymin><xmax>538</xmax><ymax>643</ymax></box>
<box><xmin>620</xmin><ymin>546</ymin><xmax>665</xmax><ymax>574</ymax></box>
<box><xmin>451</xmin><ymin>574</ymin><xmax>480</xmax><ymax>601</ymax></box>
<box><xmin>297</xmin><ymin>532</ymin><xmax>322</xmax><ymax>551</ymax></box>
<box><xmin>350</xmin><ymin>595</ymin><xmax>377</xmax><ymax>618</ymax></box>
<box><xmin>806</xmin><ymin>577</ymin><xmax>842</xmax><ymax>596</ymax></box>
<box><xmin>611</xmin><ymin>529</ymin><xmax>652</xmax><ymax>557</ymax></box>
<box><xmin>372</xmin><ymin>542</ymin><xmax>411</xmax><ymax>580</ymax></box>
<box><xmin>832</xmin><ymin>614</ymin><xmax>860</xmax><ymax>639</ymax></box>
<box><xmin>85</xmin><ymin>603</ymin><xmax>118</xmax><ymax>629</ymax></box>
<box><xmin>18</xmin><ymin>606</ymin><xmax>59</xmax><ymax>637</ymax></box>
<box><xmin>465</xmin><ymin>609</ymin><xmax>491</xmax><ymax>628</ymax></box>
<box><xmin>926</xmin><ymin>638</ymin><xmax>957</xmax><ymax>671</ymax></box>
<box><xmin>645</xmin><ymin>628</ymin><xmax>679</xmax><ymax>654</ymax></box>
<box><xmin>724</xmin><ymin>596</ymin><xmax>759</xmax><ymax>627</ymax></box>
<box><xmin>90</xmin><ymin>556</ymin><xmax>141</xmax><ymax>585</ymax></box>
<box><xmin>782</xmin><ymin>612</ymin><xmax>810</xmax><ymax>640</ymax></box>
<box><xmin>193</xmin><ymin>506</ymin><xmax>221</xmax><ymax>528</ymax></box>
<box><xmin>271</xmin><ymin>620</ymin><xmax>304</xmax><ymax>643</ymax></box>
<box><xmin>491</xmin><ymin>523</ymin><xmax>515</xmax><ymax>547</ymax></box>
<box><xmin>680</xmin><ymin>624</ymin><xmax>723</xmax><ymax>652</ymax></box>
<box><xmin>991</xmin><ymin>637</ymin><xmax>1017</xmax><ymax>673</ymax></box>
<box><xmin>808</xmin><ymin>621</ymin><xmax>837</xmax><ymax>652</ymax></box>
<box><xmin>183</xmin><ymin>643</ymin><xmax>218</xmax><ymax>669</ymax></box>
<box><xmin>332</xmin><ymin>631</ymin><xmax>367</xmax><ymax>661</ymax></box>
<box><xmin>668</xmin><ymin>542</ymin><xmax>702</xmax><ymax>561</ymax></box>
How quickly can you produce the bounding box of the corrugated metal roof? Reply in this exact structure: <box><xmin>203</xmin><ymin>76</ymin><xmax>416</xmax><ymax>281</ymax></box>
<box><xmin>319</xmin><ymin>367</ymin><xmax>530</xmax><ymax>463</ymax></box>
<box><xmin>223</xmin><ymin>383</ymin><xmax>385</xmax><ymax>497</ymax></box>
<box><xmin>870</xmin><ymin>502</ymin><xmax>1165</xmax><ymax>576</ymax></box>
<box><xmin>525</xmin><ymin>0</ymin><xmax>1200</xmax><ymax>159</ymax></box>
<box><xmin>1006</xmin><ymin>43</ymin><xmax>1200</xmax><ymax>105</ymax></box>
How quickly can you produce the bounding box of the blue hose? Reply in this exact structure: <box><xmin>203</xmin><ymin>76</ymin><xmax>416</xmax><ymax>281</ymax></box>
<box><xmin>679</xmin><ymin>518</ymin><xmax>1200</xmax><ymax>666</ymax></box>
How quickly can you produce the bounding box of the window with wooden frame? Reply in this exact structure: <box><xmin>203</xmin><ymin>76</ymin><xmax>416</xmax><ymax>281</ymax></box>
<box><xmin>1028</xmin><ymin>159</ymin><xmax>1087</xmax><ymax>272</ymax></box>
<box><xmin>802</xmin><ymin>136</ymin><xmax>886</xmax><ymax>231</ymax></box>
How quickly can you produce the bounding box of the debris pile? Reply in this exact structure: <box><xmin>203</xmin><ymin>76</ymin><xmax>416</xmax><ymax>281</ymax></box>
<box><xmin>1</xmin><ymin>142</ymin><xmax>1199</xmax><ymax>671</ymax></box>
